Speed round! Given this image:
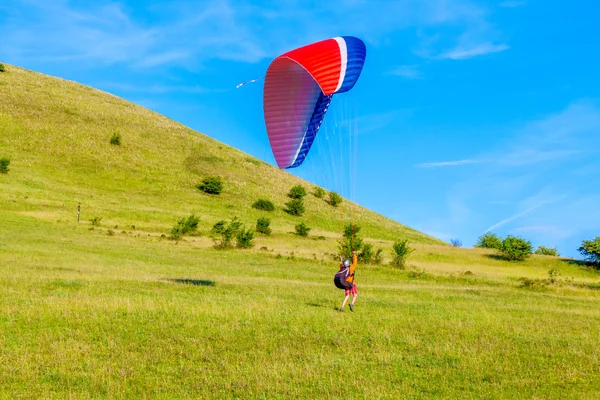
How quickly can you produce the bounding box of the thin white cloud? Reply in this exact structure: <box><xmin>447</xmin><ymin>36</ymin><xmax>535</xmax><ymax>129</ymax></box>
<box><xmin>439</xmin><ymin>42</ymin><xmax>509</xmax><ymax>60</ymax></box>
<box><xmin>95</xmin><ymin>82</ymin><xmax>226</xmax><ymax>95</ymax></box>
<box><xmin>417</xmin><ymin>100</ymin><xmax>600</xmax><ymax>168</ymax></box>
<box><xmin>412</xmin><ymin>100</ymin><xmax>600</xmax><ymax>255</ymax></box>
<box><xmin>483</xmin><ymin>196</ymin><xmax>566</xmax><ymax>233</ymax></box>
<box><xmin>388</xmin><ymin>65</ymin><xmax>422</xmax><ymax>79</ymax></box>
<box><xmin>354</xmin><ymin>109</ymin><xmax>414</xmax><ymax>135</ymax></box>
<box><xmin>417</xmin><ymin>159</ymin><xmax>481</xmax><ymax>168</ymax></box>
<box><xmin>0</xmin><ymin>0</ymin><xmax>511</xmax><ymax>68</ymax></box>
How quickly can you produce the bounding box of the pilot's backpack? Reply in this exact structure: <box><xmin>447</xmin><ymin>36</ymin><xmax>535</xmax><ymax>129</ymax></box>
<box><xmin>334</xmin><ymin>266</ymin><xmax>354</xmax><ymax>290</ymax></box>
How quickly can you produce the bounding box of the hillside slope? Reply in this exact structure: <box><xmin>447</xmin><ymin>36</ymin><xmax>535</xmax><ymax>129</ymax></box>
<box><xmin>0</xmin><ymin>64</ymin><xmax>442</xmax><ymax>249</ymax></box>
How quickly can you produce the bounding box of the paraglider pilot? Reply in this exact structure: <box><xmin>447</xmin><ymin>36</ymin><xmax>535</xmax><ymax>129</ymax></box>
<box><xmin>335</xmin><ymin>251</ymin><xmax>358</xmax><ymax>312</ymax></box>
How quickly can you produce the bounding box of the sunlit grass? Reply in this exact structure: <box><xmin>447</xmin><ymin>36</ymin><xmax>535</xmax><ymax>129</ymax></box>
<box><xmin>1</xmin><ymin>63</ymin><xmax>600</xmax><ymax>398</ymax></box>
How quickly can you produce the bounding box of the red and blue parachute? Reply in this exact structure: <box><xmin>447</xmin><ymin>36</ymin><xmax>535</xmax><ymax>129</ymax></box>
<box><xmin>263</xmin><ymin>36</ymin><xmax>366</xmax><ymax>169</ymax></box>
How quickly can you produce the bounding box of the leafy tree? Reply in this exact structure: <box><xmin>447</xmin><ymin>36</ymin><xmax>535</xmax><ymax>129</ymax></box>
<box><xmin>391</xmin><ymin>239</ymin><xmax>414</xmax><ymax>269</ymax></box>
<box><xmin>500</xmin><ymin>235</ymin><xmax>533</xmax><ymax>261</ymax></box>
<box><xmin>328</xmin><ymin>191</ymin><xmax>343</xmax><ymax>207</ymax></box>
<box><xmin>338</xmin><ymin>224</ymin><xmax>363</xmax><ymax>259</ymax></box>
<box><xmin>359</xmin><ymin>243</ymin><xmax>374</xmax><ymax>264</ymax></box>
<box><xmin>252</xmin><ymin>199</ymin><xmax>275</xmax><ymax>211</ymax></box>
<box><xmin>476</xmin><ymin>232</ymin><xmax>503</xmax><ymax>250</ymax></box>
<box><xmin>197</xmin><ymin>176</ymin><xmax>223</xmax><ymax>195</ymax></box>
<box><xmin>284</xmin><ymin>198</ymin><xmax>305</xmax><ymax>216</ymax></box>
<box><xmin>295</xmin><ymin>222</ymin><xmax>311</xmax><ymax>237</ymax></box>
<box><xmin>578</xmin><ymin>236</ymin><xmax>600</xmax><ymax>264</ymax></box>
<box><xmin>256</xmin><ymin>217</ymin><xmax>272</xmax><ymax>235</ymax></box>
<box><xmin>0</xmin><ymin>63</ymin><xmax>6</xmax><ymax>73</ymax></box>
<box><xmin>534</xmin><ymin>246</ymin><xmax>560</xmax><ymax>256</ymax></box>
<box><xmin>288</xmin><ymin>185</ymin><xmax>306</xmax><ymax>199</ymax></box>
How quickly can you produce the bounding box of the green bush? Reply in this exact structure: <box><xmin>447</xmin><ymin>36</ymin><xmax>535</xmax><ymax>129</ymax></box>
<box><xmin>359</xmin><ymin>243</ymin><xmax>374</xmax><ymax>263</ymax></box>
<box><xmin>450</xmin><ymin>239</ymin><xmax>462</xmax><ymax>248</ymax></box>
<box><xmin>0</xmin><ymin>158</ymin><xmax>10</xmax><ymax>174</ymax></box>
<box><xmin>0</xmin><ymin>63</ymin><xmax>5</xmax><ymax>73</ymax></box>
<box><xmin>236</xmin><ymin>228</ymin><xmax>255</xmax><ymax>249</ymax></box>
<box><xmin>252</xmin><ymin>199</ymin><xmax>275</xmax><ymax>211</ymax></box>
<box><xmin>501</xmin><ymin>235</ymin><xmax>533</xmax><ymax>261</ymax></box>
<box><xmin>197</xmin><ymin>176</ymin><xmax>223</xmax><ymax>195</ymax></box>
<box><xmin>338</xmin><ymin>224</ymin><xmax>363</xmax><ymax>259</ymax></box>
<box><xmin>90</xmin><ymin>216</ymin><xmax>102</xmax><ymax>226</ymax></box>
<box><xmin>110</xmin><ymin>133</ymin><xmax>121</xmax><ymax>146</ymax></box>
<box><xmin>391</xmin><ymin>239</ymin><xmax>414</xmax><ymax>269</ymax></box>
<box><xmin>212</xmin><ymin>217</ymin><xmax>243</xmax><ymax>249</ymax></box>
<box><xmin>476</xmin><ymin>232</ymin><xmax>503</xmax><ymax>249</ymax></box>
<box><xmin>256</xmin><ymin>217</ymin><xmax>272</xmax><ymax>235</ymax></box>
<box><xmin>328</xmin><ymin>192</ymin><xmax>342</xmax><ymax>207</ymax></box>
<box><xmin>295</xmin><ymin>222</ymin><xmax>311</xmax><ymax>237</ymax></box>
<box><xmin>373</xmin><ymin>248</ymin><xmax>384</xmax><ymax>265</ymax></box>
<box><xmin>313</xmin><ymin>187</ymin><xmax>326</xmax><ymax>198</ymax></box>
<box><xmin>284</xmin><ymin>198</ymin><xmax>305</xmax><ymax>216</ymax></box>
<box><xmin>288</xmin><ymin>185</ymin><xmax>307</xmax><ymax>199</ymax></box>
<box><xmin>535</xmin><ymin>246</ymin><xmax>560</xmax><ymax>257</ymax></box>
<box><xmin>169</xmin><ymin>214</ymin><xmax>200</xmax><ymax>240</ymax></box>
<box><xmin>579</xmin><ymin>236</ymin><xmax>600</xmax><ymax>264</ymax></box>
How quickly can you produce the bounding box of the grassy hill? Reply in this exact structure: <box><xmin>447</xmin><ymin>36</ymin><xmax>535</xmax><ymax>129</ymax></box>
<box><xmin>0</xmin><ymin>64</ymin><xmax>441</xmax><ymax>250</ymax></box>
<box><xmin>1</xmin><ymin>63</ymin><xmax>600</xmax><ymax>398</ymax></box>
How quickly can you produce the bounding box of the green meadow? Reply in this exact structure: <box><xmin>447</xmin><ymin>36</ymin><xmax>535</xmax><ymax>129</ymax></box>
<box><xmin>1</xmin><ymin>64</ymin><xmax>599</xmax><ymax>398</ymax></box>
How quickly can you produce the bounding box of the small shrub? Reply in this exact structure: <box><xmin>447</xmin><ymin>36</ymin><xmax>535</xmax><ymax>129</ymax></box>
<box><xmin>535</xmin><ymin>246</ymin><xmax>560</xmax><ymax>257</ymax></box>
<box><xmin>0</xmin><ymin>63</ymin><xmax>5</xmax><ymax>73</ymax></box>
<box><xmin>284</xmin><ymin>198</ymin><xmax>305</xmax><ymax>216</ymax></box>
<box><xmin>579</xmin><ymin>236</ymin><xmax>600</xmax><ymax>265</ymax></box>
<box><xmin>450</xmin><ymin>239</ymin><xmax>462</xmax><ymax>248</ymax></box>
<box><xmin>295</xmin><ymin>222</ymin><xmax>311</xmax><ymax>237</ymax></box>
<box><xmin>0</xmin><ymin>158</ymin><xmax>10</xmax><ymax>174</ymax></box>
<box><xmin>373</xmin><ymin>248</ymin><xmax>384</xmax><ymax>265</ymax></box>
<box><xmin>501</xmin><ymin>235</ymin><xmax>533</xmax><ymax>261</ymax></box>
<box><xmin>252</xmin><ymin>199</ymin><xmax>275</xmax><ymax>211</ymax></box>
<box><xmin>359</xmin><ymin>243</ymin><xmax>374</xmax><ymax>264</ymax></box>
<box><xmin>288</xmin><ymin>185</ymin><xmax>307</xmax><ymax>199</ymax></box>
<box><xmin>169</xmin><ymin>214</ymin><xmax>200</xmax><ymax>240</ymax></box>
<box><xmin>328</xmin><ymin>192</ymin><xmax>343</xmax><ymax>207</ymax></box>
<box><xmin>197</xmin><ymin>176</ymin><xmax>223</xmax><ymax>195</ymax></box>
<box><xmin>256</xmin><ymin>217</ymin><xmax>272</xmax><ymax>235</ymax></box>
<box><xmin>476</xmin><ymin>232</ymin><xmax>503</xmax><ymax>250</ymax></box>
<box><xmin>391</xmin><ymin>239</ymin><xmax>414</xmax><ymax>269</ymax></box>
<box><xmin>313</xmin><ymin>187</ymin><xmax>326</xmax><ymax>198</ymax></box>
<box><xmin>407</xmin><ymin>268</ymin><xmax>429</xmax><ymax>279</ymax></box>
<box><xmin>90</xmin><ymin>216</ymin><xmax>102</xmax><ymax>226</ymax></box>
<box><xmin>110</xmin><ymin>133</ymin><xmax>121</xmax><ymax>146</ymax></box>
<box><xmin>236</xmin><ymin>228</ymin><xmax>255</xmax><ymax>249</ymax></box>
<box><xmin>107</xmin><ymin>229</ymin><xmax>115</xmax><ymax>236</ymax></box>
<box><xmin>212</xmin><ymin>217</ymin><xmax>243</xmax><ymax>249</ymax></box>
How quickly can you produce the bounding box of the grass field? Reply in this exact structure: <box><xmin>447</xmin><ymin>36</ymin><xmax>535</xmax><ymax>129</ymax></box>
<box><xmin>1</xmin><ymin>63</ymin><xmax>600</xmax><ymax>398</ymax></box>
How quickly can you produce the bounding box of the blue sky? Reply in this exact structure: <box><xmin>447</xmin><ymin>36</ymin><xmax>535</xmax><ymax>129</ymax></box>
<box><xmin>1</xmin><ymin>0</ymin><xmax>599</xmax><ymax>257</ymax></box>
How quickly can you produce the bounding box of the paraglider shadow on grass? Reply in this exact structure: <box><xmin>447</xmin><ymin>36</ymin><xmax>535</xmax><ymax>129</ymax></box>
<box><xmin>169</xmin><ymin>279</ymin><xmax>216</xmax><ymax>287</ymax></box>
<box><xmin>306</xmin><ymin>302</ymin><xmax>340</xmax><ymax>311</ymax></box>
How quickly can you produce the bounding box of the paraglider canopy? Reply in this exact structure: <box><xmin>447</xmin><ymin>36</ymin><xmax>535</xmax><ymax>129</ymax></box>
<box><xmin>263</xmin><ymin>36</ymin><xmax>366</xmax><ymax>169</ymax></box>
